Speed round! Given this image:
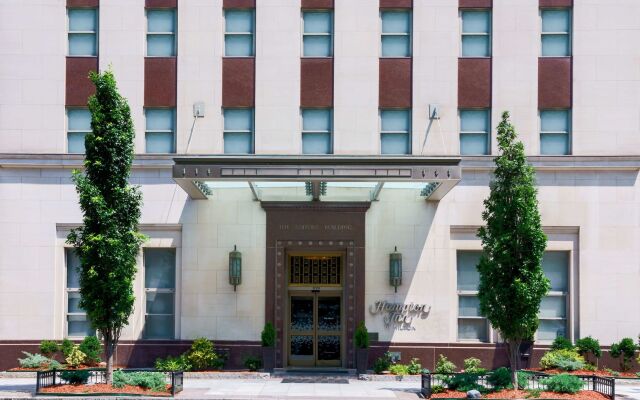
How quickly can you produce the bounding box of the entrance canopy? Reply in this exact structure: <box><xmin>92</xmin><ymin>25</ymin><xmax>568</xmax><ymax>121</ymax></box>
<box><xmin>172</xmin><ymin>155</ymin><xmax>461</xmax><ymax>202</ymax></box>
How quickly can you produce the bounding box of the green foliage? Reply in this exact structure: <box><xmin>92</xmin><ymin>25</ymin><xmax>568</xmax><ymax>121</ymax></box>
<box><xmin>477</xmin><ymin>111</ymin><xmax>549</xmax><ymax>387</ymax></box>
<box><xmin>431</xmin><ymin>385</ymin><xmax>445</xmax><ymax>394</ymax></box>
<box><xmin>61</xmin><ymin>339</ymin><xmax>74</xmax><ymax>358</ymax></box>
<box><xmin>517</xmin><ymin>371</ymin><xmax>534</xmax><ymax>390</ymax></box>
<box><xmin>448</xmin><ymin>373</ymin><xmax>484</xmax><ymax>393</ymax></box>
<box><xmin>243</xmin><ymin>356</ymin><xmax>262</xmax><ymax>371</ymax></box>
<box><xmin>525</xmin><ymin>388</ymin><xmax>542</xmax><ymax>398</ymax></box>
<box><xmin>155</xmin><ymin>355</ymin><xmax>192</xmax><ymax>372</ymax></box>
<box><xmin>373</xmin><ymin>352</ymin><xmax>393</xmax><ymax>374</ymax></box>
<box><xmin>18</xmin><ymin>352</ymin><xmax>61</xmax><ymax>370</ymax></box>
<box><xmin>61</xmin><ymin>370</ymin><xmax>91</xmax><ymax>385</ymax></box>
<box><xmin>576</xmin><ymin>336</ymin><xmax>602</xmax><ymax>361</ymax></box>
<box><xmin>40</xmin><ymin>341</ymin><xmax>60</xmax><ymax>357</ymax></box>
<box><xmin>406</xmin><ymin>358</ymin><xmax>422</xmax><ymax>375</ymax></box>
<box><xmin>636</xmin><ymin>372</ymin><xmax>640</xmax><ymax>378</ymax></box>
<box><xmin>261</xmin><ymin>323</ymin><xmax>276</xmax><ymax>347</ymax></box>
<box><xmin>66</xmin><ymin>69</ymin><xmax>146</xmax><ymax>383</ymax></box>
<box><xmin>389</xmin><ymin>364</ymin><xmax>409</xmax><ymax>376</ymax></box>
<box><xmin>583</xmin><ymin>363</ymin><xmax>597</xmax><ymax>372</ymax></box>
<box><xmin>463</xmin><ymin>357</ymin><xmax>485</xmax><ymax>374</ymax></box>
<box><xmin>604</xmin><ymin>368</ymin><xmax>620</xmax><ymax>377</ymax></box>
<box><xmin>542</xmin><ymin>373</ymin><xmax>584</xmax><ymax>394</ymax></box>
<box><xmin>434</xmin><ymin>354</ymin><xmax>456</xmax><ymax>374</ymax></box>
<box><xmin>112</xmin><ymin>371</ymin><xmax>167</xmax><ymax>392</ymax></box>
<box><xmin>487</xmin><ymin>367</ymin><xmax>512</xmax><ymax>390</ymax></box>
<box><xmin>79</xmin><ymin>336</ymin><xmax>102</xmax><ymax>365</ymax></box>
<box><xmin>65</xmin><ymin>345</ymin><xmax>87</xmax><ymax>368</ymax></box>
<box><xmin>539</xmin><ymin>349</ymin><xmax>585</xmax><ymax>371</ymax></box>
<box><xmin>551</xmin><ymin>336</ymin><xmax>574</xmax><ymax>351</ymax></box>
<box><xmin>610</xmin><ymin>337</ymin><xmax>638</xmax><ymax>371</ymax></box>
<box><xmin>354</xmin><ymin>321</ymin><xmax>369</xmax><ymax>349</ymax></box>
<box><xmin>186</xmin><ymin>338</ymin><xmax>219</xmax><ymax>371</ymax></box>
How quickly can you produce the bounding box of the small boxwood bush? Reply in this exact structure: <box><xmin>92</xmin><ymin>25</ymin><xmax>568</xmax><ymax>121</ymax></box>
<box><xmin>39</xmin><ymin>340</ymin><xmax>60</xmax><ymax>357</ymax></box>
<box><xmin>79</xmin><ymin>336</ymin><xmax>102</xmax><ymax>365</ymax></box>
<box><xmin>434</xmin><ymin>354</ymin><xmax>456</xmax><ymax>374</ymax></box>
<box><xmin>542</xmin><ymin>373</ymin><xmax>584</xmax><ymax>394</ymax></box>
<box><xmin>61</xmin><ymin>370</ymin><xmax>90</xmax><ymax>384</ymax></box>
<box><xmin>406</xmin><ymin>358</ymin><xmax>422</xmax><ymax>375</ymax></box>
<box><xmin>551</xmin><ymin>336</ymin><xmax>574</xmax><ymax>351</ymax></box>
<box><xmin>539</xmin><ymin>349</ymin><xmax>585</xmax><ymax>371</ymax></box>
<box><xmin>61</xmin><ymin>339</ymin><xmax>74</xmax><ymax>358</ymax></box>
<box><xmin>373</xmin><ymin>352</ymin><xmax>392</xmax><ymax>374</ymax></box>
<box><xmin>487</xmin><ymin>367</ymin><xmax>512</xmax><ymax>390</ymax></box>
<box><xmin>610</xmin><ymin>337</ymin><xmax>638</xmax><ymax>372</ymax></box>
<box><xmin>389</xmin><ymin>363</ymin><xmax>409</xmax><ymax>375</ymax></box>
<box><xmin>261</xmin><ymin>323</ymin><xmax>276</xmax><ymax>347</ymax></box>
<box><xmin>463</xmin><ymin>357</ymin><xmax>486</xmax><ymax>374</ymax></box>
<box><xmin>112</xmin><ymin>371</ymin><xmax>167</xmax><ymax>392</ymax></box>
<box><xmin>65</xmin><ymin>345</ymin><xmax>86</xmax><ymax>368</ymax></box>
<box><xmin>576</xmin><ymin>336</ymin><xmax>601</xmax><ymax>359</ymax></box>
<box><xmin>243</xmin><ymin>356</ymin><xmax>262</xmax><ymax>371</ymax></box>
<box><xmin>155</xmin><ymin>354</ymin><xmax>192</xmax><ymax>372</ymax></box>
<box><xmin>354</xmin><ymin>321</ymin><xmax>369</xmax><ymax>349</ymax></box>
<box><xmin>186</xmin><ymin>338</ymin><xmax>219</xmax><ymax>371</ymax></box>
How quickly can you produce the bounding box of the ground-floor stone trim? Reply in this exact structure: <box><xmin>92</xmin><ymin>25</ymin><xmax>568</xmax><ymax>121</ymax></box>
<box><xmin>358</xmin><ymin>374</ymin><xmax>421</xmax><ymax>381</ymax></box>
<box><xmin>184</xmin><ymin>372</ymin><xmax>269</xmax><ymax>380</ymax></box>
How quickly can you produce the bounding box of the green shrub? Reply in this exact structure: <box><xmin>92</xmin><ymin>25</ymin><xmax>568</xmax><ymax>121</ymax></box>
<box><xmin>186</xmin><ymin>338</ymin><xmax>219</xmax><ymax>371</ymax></box>
<box><xmin>526</xmin><ymin>388</ymin><xmax>542</xmax><ymax>398</ymax></box>
<box><xmin>575</xmin><ymin>336</ymin><xmax>602</xmax><ymax>360</ymax></box>
<box><xmin>18</xmin><ymin>352</ymin><xmax>61</xmax><ymax>370</ymax></box>
<box><xmin>261</xmin><ymin>323</ymin><xmax>276</xmax><ymax>347</ymax></box>
<box><xmin>40</xmin><ymin>340</ymin><xmax>60</xmax><ymax>357</ymax></box>
<box><xmin>517</xmin><ymin>371</ymin><xmax>533</xmax><ymax>390</ymax></box>
<box><xmin>61</xmin><ymin>370</ymin><xmax>91</xmax><ymax>385</ymax></box>
<box><xmin>463</xmin><ymin>357</ymin><xmax>485</xmax><ymax>374</ymax></box>
<box><xmin>635</xmin><ymin>372</ymin><xmax>640</xmax><ymax>378</ymax></box>
<box><xmin>583</xmin><ymin>363</ymin><xmax>597</xmax><ymax>372</ymax></box>
<box><xmin>551</xmin><ymin>336</ymin><xmax>574</xmax><ymax>351</ymax></box>
<box><xmin>448</xmin><ymin>373</ymin><xmax>484</xmax><ymax>393</ymax></box>
<box><xmin>407</xmin><ymin>358</ymin><xmax>422</xmax><ymax>375</ymax></box>
<box><xmin>539</xmin><ymin>349</ymin><xmax>585</xmax><ymax>370</ymax></box>
<box><xmin>389</xmin><ymin>363</ymin><xmax>409</xmax><ymax>376</ymax></box>
<box><xmin>65</xmin><ymin>345</ymin><xmax>86</xmax><ymax>368</ymax></box>
<box><xmin>434</xmin><ymin>354</ymin><xmax>456</xmax><ymax>374</ymax></box>
<box><xmin>610</xmin><ymin>337</ymin><xmax>638</xmax><ymax>372</ymax></box>
<box><xmin>79</xmin><ymin>336</ymin><xmax>101</xmax><ymax>365</ymax></box>
<box><xmin>373</xmin><ymin>352</ymin><xmax>392</xmax><ymax>374</ymax></box>
<box><xmin>431</xmin><ymin>385</ymin><xmax>445</xmax><ymax>394</ymax></box>
<box><xmin>604</xmin><ymin>368</ymin><xmax>620</xmax><ymax>377</ymax></box>
<box><xmin>354</xmin><ymin>321</ymin><xmax>369</xmax><ymax>349</ymax></box>
<box><xmin>61</xmin><ymin>339</ymin><xmax>74</xmax><ymax>358</ymax></box>
<box><xmin>487</xmin><ymin>367</ymin><xmax>512</xmax><ymax>390</ymax></box>
<box><xmin>112</xmin><ymin>371</ymin><xmax>167</xmax><ymax>392</ymax></box>
<box><xmin>155</xmin><ymin>355</ymin><xmax>192</xmax><ymax>372</ymax></box>
<box><xmin>542</xmin><ymin>373</ymin><xmax>584</xmax><ymax>394</ymax></box>
<box><xmin>243</xmin><ymin>356</ymin><xmax>262</xmax><ymax>371</ymax></box>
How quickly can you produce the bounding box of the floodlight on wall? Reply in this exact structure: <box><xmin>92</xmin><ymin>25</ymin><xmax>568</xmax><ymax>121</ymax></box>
<box><xmin>229</xmin><ymin>245</ymin><xmax>242</xmax><ymax>291</ymax></box>
<box><xmin>389</xmin><ymin>246</ymin><xmax>402</xmax><ymax>293</ymax></box>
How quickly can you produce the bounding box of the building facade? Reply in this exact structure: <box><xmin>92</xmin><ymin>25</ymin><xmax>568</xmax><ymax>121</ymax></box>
<box><xmin>0</xmin><ymin>0</ymin><xmax>639</xmax><ymax>371</ymax></box>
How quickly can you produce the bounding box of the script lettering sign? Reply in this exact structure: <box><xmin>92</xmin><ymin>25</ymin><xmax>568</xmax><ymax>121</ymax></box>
<box><xmin>369</xmin><ymin>300</ymin><xmax>431</xmax><ymax>331</ymax></box>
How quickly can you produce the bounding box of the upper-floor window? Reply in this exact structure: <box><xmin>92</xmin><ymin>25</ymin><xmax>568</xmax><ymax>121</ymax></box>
<box><xmin>540</xmin><ymin>109</ymin><xmax>570</xmax><ymax>155</ymax></box>
<box><xmin>302</xmin><ymin>108</ymin><xmax>332</xmax><ymax>154</ymax></box>
<box><xmin>143</xmin><ymin>248</ymin><xmax>176</xmax><ymax>340</ymax></box>
<box><xmin>145</xmin><ymin>108</ymin><xmax>176</xmax><ymax>153</ymax></box>
<box><xmin>302</xmin><ymin>11</ymin><xmax>333</xmax><ymax>57</ymax></box>
<box><xmin>541</xmin><ymin>9</ymin><xmax>571</xmax><ymax>56</ymax></box>
<box><xmin>68</xmin><ymin>8</ymin><xmax>97</xmax><ymax>56</ymax></box>
<box><xmin>457</xmin><ymin>251</ymin><xmax>488</xmax><ymax>342</ymax></box>
<box><xmin>65</xmin><ymin>249</ymin><xmax>95</xmax><ymax>338</ymax></box>
<box><xmin>380</xmin><ymin>109</ymin><xmax>411</xmax><ymax>154</ymax></box>
<box><xmin>460</xmin><ymin>109</ymin><xmax>490</xmax><ymax>155</ymax></box>
<box><xmin>537</xmin><ymin>252</ymin><xmax>569</xmax><ymax>341</ymax></box>
<box><xmin>225</xmin><ymin>9</ymin><xmax>255</xmax><ymax>57</ymax></box>
<box><xmin>381</xmin><ymin>10</ymin><xmax>411</xmax><ymax>57</ymax></box>
<box><xmin>67</xmin><ymin>108</ymin><xmax>91</xmax><ymax>154</ymax></box>
<box><xmin>461</xmin><ymin>10</ymin><xmax>491</xmax><ymax>57</ymax></box>
<box><xmin>147</xmin><ymin>9</ymin><xmax>176</xmax><ymax>57</ymax></box>
<box><xmin>224</xmin><ymin>108</ymin><xmax>254</xmax><ymax>154</ymax></box>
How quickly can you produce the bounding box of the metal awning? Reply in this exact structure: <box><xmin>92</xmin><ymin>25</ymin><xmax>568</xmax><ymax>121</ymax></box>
<box><xmin>172</xmin><ymin>155</ymin><xmax>462</xmax><ymax>201</ymax></box>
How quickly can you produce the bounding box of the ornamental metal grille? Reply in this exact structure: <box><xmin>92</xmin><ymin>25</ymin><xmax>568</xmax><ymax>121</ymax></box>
<box><xmin>290</xmin><ymin>255</ymin><xmax>341</xmax><ymax>285</ymax></box>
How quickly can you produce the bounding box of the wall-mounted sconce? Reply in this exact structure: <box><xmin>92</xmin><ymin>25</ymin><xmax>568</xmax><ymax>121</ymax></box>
<box><xmin>389</xmin><ymin>246</ymin><xmax>402</xmax><ymax>293</ymax></box>
<box><xmin>229</xmin><ymin>245</ymin><xmax>242</xmax><ymax>291</ymax></box>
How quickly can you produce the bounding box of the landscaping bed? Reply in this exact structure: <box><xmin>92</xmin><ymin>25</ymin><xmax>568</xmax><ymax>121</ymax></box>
<box><xmin>430</xmin><ymin>389</ymin><xmax>610</xmax><ymax>399</ymax></box>
<box><xmin>39</xmin><ymin>383</ymin><xmax>171</xmax><ymax>397</ymax></box>
<box><xmin>526</xmin><ymin>368</ymin><xmax>639</xmax><ymax>379</ymax></box>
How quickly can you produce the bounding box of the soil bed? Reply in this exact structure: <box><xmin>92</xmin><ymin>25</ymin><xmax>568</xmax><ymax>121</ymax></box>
<box><xmin>40</xmin><ymin>383</ymin><xmax>171</xmax><ymax>397</ymax></box>
<box><xmin>431</xmin><ymin>389</ymin><xmax>609</xmax><ymax>399</ymax></box>
<box><xmin>526</xmin><ymin>368</ymin><xmax>638</xmax><ymax>378</ymax></box>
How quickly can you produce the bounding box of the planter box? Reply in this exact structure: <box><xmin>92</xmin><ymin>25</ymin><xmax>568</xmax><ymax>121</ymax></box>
<box><xmin>356</xmin><ymin>348</ymin><xmax>368</xmax><ymax>375</ymax></box>
<box><xmin>262</xmin><ymin>347</ymin><xmax>275</xmax><ymax>373</ymax></box>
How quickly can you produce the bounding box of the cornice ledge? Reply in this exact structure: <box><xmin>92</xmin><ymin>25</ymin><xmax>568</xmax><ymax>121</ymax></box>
<box><xmin>462</xmin><ymin>155</ymin><xmax>640</xmax><ymax>171</ymax></box>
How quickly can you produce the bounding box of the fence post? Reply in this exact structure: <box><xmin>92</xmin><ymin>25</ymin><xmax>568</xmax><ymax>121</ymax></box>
<box><xmin>52</xmin><ymin>370</ymin><xmax>56</xmax><ymax>386</ymax></box>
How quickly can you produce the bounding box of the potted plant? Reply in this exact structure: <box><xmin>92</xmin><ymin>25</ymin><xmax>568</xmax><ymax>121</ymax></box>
<box><xmin>261</xmin><ymin>322</ymin><xmax>276</xmax><ymax>372</ymax></box>
<box><xmin>355</xmin><ymin>321</ymin><xmax>369</xmax><ymax>374</ymax></box>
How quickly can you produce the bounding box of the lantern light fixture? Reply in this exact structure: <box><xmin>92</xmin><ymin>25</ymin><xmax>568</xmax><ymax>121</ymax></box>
<box><xmin>229</xmin><ymin>244</ymin><xmax>242</xmax><ymax>291</ymax></box>
<box><xmin>389</xmin><ymin>246</ymin><xmax>402</xmax><ymax>293</ymax></box>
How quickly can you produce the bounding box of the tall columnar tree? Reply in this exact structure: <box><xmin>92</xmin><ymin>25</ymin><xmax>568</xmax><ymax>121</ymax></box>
<box><xmin>67</xmin><ymin>70</ymin><xmax>145</xmax><ymax>384</ymax></box>
<box><xmin>477</xmin><ymin>111</ymin><xmax>549</xmax><ymax>387</ymax></box>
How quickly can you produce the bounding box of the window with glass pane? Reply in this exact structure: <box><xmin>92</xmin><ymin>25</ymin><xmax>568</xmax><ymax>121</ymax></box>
<box><xmin>457</xmin><ymin>251</ymin><xmax>488</xmax><ymax>342</ymax></box>
<box><xmin>225</xmin><ymin>9</ymin><xmax>255</xmax><ymax>57</ymax></box>
<box><xmin>145</xmin><ymin>109</ymin><xmax>175</xmax><ymax>153</ymax></box>
<box><xmin>381</xmin><ymin>11</ymin><xmax>411</xmax><ymax>57</ymax></box>
<box><xmin>303</xmin><ymin>11</ymin><xmax>333</xmax><ymax>57</ymax></box>
<box><xmin>68</xmin><ymin>8</ymin><xmax>97</xmax><ymax>56</ymax></box>
<box><xmin>302</xmin><ymin>109</ymin><xmax>332</xmax><ymax>154</ymax></box>
<box><xmin>147</xmin><ymin>9</ymin><xmax>176</xmax><ymax>57</ymax></box>
<box><xmin>380</xmin><ymin>109</ymin><xmax>411</xmax><ymax>154</ymax></box>
<box><xmin>144</xmin><ymin>248</ymin><xmax>176</xmax><ymax>340</ymax></box>
<box><xmin>66</xmin><ymin>248</ymin><xmax>94</xmax><ymax>337</ymax></box>
<box><xmin>541</xmin><ymin>9</ymin><xmax>571</xmax><ymax>56</ymax></box>
<box><xmin>460</xmin><ymin>109</ymin><xmax>490</xmax><ymax>155</ymax></box>
<box><xmin>538</xmin><ymin>252</ymin><xmax>569</xmax><ymax>341</ymax></box>
<box><xmin>224</xmin><ymin>108</ymin><xmax>254</xmax><ymax>154</ymax></box>
<box><xmin>540</xmin><ymin>110</ymin><xmax>570</xmax><ymax>155</ymax></box>
<box><xmin>461</xmin><ymin>10</ymin><xmax>491</xmax><ymax>57</ymax></box>
<box><xmin>67</xmin><ymin>108</ymin><xmax>91</xmax><ymax>153</ymax></box>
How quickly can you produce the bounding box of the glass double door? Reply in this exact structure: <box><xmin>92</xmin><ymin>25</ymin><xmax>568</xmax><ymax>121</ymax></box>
<box><xmin>288</xmin><ymin>292</ymin><xmax>342</xmax><ymax>367</ymax></box>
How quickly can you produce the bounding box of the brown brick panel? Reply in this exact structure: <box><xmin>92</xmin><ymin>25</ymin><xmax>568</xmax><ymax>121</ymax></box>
<box><xmin>379</xmin><ymin>0</ymin><xmax>412</xmax><ymax>8</ymax></box>
<box><xmin>538</xmin><ymin>57</ymin><xmax>572</xmax><ymax>109</ymax></box>
<box><xmin>379</xmin><ymin>58</ymin><xmax>412</xmax><ymax>108</ymax></box>
<box><xmin>144</xmin><ymin>57</ymin><xmax>177</xmax><ymax>107</ymax></box>
<box><xmin>222</xmin><ymin>57</ymin><xmax>255</xmax><ymax>108</ymax></box>
<box><xmin>301</xmin><ymin>0</ymin><xmax>334</xmax><ymax>9</ymax></box>
<box><xmin>458</xmin><ymin>58</ymin><xmax>492</xmax><ymax>108</ymax></box>
<box><xmin>540</xmin><ymin>0</ymin><xmax>573</xmax><ymax>7</ymax></box>
<box><xmin>223</xmin><ymin>0</ymin><xmax>256</xmax><ymax>8</ymax></box>
<box><xmin>66</xmin><ymin>57</ymin><xmax>98</xmax><ymax>107</ymax></box>
<box><xmin>145</xmin><ymin>0</ymin><xmax>177</xmax><ymax>8</ymax></box>
<box><xmin>67</xmin><ymin>0</ymin><xmax>99</xmax><ymax>7</ymax></box>
<box><xmin>459</xmin><ymin>0</ymin><xmax>492</xmax><ymax>8</ymax></box>
<box><xmin>301</xmin><ymin>58</ymin><xmax>334</xmax><ymax>108</ymax></box>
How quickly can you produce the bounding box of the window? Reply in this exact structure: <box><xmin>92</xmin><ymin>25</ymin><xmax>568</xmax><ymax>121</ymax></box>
<box><xmin>540</xmin><ymin>110</ymin><xmax>570</xmax><ymax>155</ymax></box>
<box><xmin>143</xmin><ymin>248</ymin><xmax>176</xmax><ymax>340</ymax></box>
<box><xmin>65</xmin><ymin>249</ymin><xmax>94</xmax><ymax>337</ymax></box>
<box><xmin>67</xmin><ymin>108</ymin><xmax>91</xmax><ymax>154</ymax></box>
<box><xmin>68</xmin><ymin>8</ymin><xmax>97</xmax><ymax>56</ymax></box>
<box><xmin>538</xmin><ymin>252</ymin><xmax>569</xmax><ymax>341</ymax></box>
<box><xmin>460</xmin><ymin>109</ymin><xmax>490</xmax><ymax>155</ymax></box>
<box><xmin>224</xmin><ymin>108</ymin><xmax>254</xmax><ymax>154</ymax></box>
<box><xmin>457</xmin><ymin>251</ymin><xmax>488</xmax><ymax>342</ymax></box>
<box><xmin>145</xmin><ymin>109</ymin><xmax>175</xmax><ymax>153</ymax></box>
<box><xmin>302</xmin><ymin>109</ymin><xmax>332</xmax><ymax>154</ymax></box>
<box><xmin>303</xmin><ymin>11</ymin><xmax>333</xmax><ymax>57</ymax></box>
<box><xmin>225</xmin><ymin>9</ymin><xmax>255</xmax><ymax>57</ymax></box>
<box><xmin>541</xmin><ymin>9</ymin><xmax>571</xmax><ymax>56</ymax></box>
<box><xmin>381</xmin><ymin>10</ymin><xmax>411</xmax><ymax>57</ymax></box>
<box><xmin>380</xmin><ymin>109</ymin><xmax>411</xmax><ymax>154</ymax></box>
<box><xmin>461</xmin><ymin>10</ymin><xmax>491</xmax><ymax>57</ymax></box>
<box><xmin>147</xmin><ymin>9</ymin><xmax>176</xmax><ymax>57</ymax></box>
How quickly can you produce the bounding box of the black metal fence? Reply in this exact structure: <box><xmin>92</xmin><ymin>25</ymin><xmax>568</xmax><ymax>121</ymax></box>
<box><xmin>36</xmin><ymin>369</ymin><xmax>184</xmax><ymax>396</ymax></box>
<box><xmin>420</xmin><ymin>372</ymin><xmax>615</xmax><ymax>399</ymax></box>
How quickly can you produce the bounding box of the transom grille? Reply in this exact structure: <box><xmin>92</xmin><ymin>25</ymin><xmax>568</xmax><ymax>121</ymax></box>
<box><xmin>289</xmin><ymin>255</ymin><xmax>341</xmax><ymax>286</ymax></box>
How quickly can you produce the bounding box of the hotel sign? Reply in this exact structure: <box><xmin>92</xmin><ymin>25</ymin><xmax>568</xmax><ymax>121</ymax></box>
<box><xmin>369</xmin><ymin>300</ymin><xmax>431</xmax><ymax>331</ymax></box>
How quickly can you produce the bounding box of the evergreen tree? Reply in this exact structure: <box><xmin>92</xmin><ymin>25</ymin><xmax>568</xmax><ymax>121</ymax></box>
<box><xmin>67</xmin><ymin>70</ymin><xmax>145</xmax><ymax>383</ymax></box>
<box><xmin>477</xmin><ymin>111</ymin><xmax>549</xmax><ymax>387</ymax></box>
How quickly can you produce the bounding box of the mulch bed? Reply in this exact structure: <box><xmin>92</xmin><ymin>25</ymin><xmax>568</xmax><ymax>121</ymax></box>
<box><xmin>431</xmin><ymin>390</ymin><xmax>609</xmax><ymax>399</ymax></box>
<box><xmin>526</xmin><ymin>368</ymin><xmax>638</xmax><ymax>378</ymax></box>
<box><xmin>40</xmin><ymin>384</ymin><xmax>172</xmax><ymax>397</ymax></box>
